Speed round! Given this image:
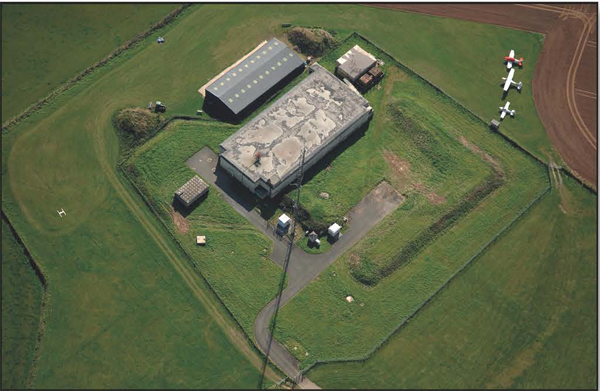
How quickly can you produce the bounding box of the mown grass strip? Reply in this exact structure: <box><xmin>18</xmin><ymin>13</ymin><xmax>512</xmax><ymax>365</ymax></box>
<box><xmin>2</xmin><ymin>4</ymin><xmax>193</xmax><ymax>132</ymax></box>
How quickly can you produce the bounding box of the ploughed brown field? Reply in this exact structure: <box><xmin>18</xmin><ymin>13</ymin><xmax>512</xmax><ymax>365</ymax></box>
<box><xmin>369</xmin><ymin>3</ymin><xmax>598</xmax><ymax>186</ymax></box>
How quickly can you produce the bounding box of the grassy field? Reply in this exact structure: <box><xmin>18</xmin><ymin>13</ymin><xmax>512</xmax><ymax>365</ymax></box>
<box><xmin>1</xmin><ymin>6</ymin><xmax>280</xmax><ymax>388</ymax></box>
<box><xmin>294</xmin><ymin>35</ymin><xmax>492</xmax><ymax>242</ymax></box>
<box><xmin>1</xmin><ymin>4</ymin><xmax>593</xmax><ymax>387</ymax></box>
<box><xmin>1</xmin><ymin>3</ymin><xmax>177</xmax><ymax>121</ymax></box>
<box><xmin>308</xmin><ymin>175</ymin><xmax>597</xmax><ymax>389</ymax></box>
<box><xmin>126</xmin><ymin>120</ymin><xmax>285</xmax><ymax>337</ymax></box>
<box><xmin>273</xmin><ymin>36</ymin><xmax>549</xmax><ymax>365</ymax></box>
<box><xmin>1</xmin><ymin>219</ymin><xmax>44</xmax><ymax>389</ymax></box>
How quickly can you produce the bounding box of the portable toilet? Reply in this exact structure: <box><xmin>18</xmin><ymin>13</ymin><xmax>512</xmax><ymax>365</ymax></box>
<box><xmin>277</xmin><ymin>214</ymin><xmax>291</xmax><ymax>232</ymax></box>
<box><xmin>328</xmin><ymin>223</ymin><xmax>341</xmax><ymax>240</ymax></box>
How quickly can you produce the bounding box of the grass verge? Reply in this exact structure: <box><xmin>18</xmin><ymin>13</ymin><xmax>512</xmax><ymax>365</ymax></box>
<box><xmin>1</xmin><ymin>217</ymin><xmax>44</xmax><ymax>389</ymax></box>
<box><xmin>308</xmin><ymin>174</ymin><xmax>597</xmax><ymax>389</ymax></box>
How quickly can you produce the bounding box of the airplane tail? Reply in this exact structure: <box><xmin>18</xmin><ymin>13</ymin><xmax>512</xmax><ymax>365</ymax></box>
<box><xmin>518</xmin><ymin>82</ymin><xmax>523</xmax><ymax>90</ymax></box>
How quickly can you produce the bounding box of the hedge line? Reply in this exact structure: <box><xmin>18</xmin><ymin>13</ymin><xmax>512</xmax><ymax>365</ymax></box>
<box><xmin>2</xmin><ymin>4</ymin><xmax>193</xmax><ymax>133</ymax></box>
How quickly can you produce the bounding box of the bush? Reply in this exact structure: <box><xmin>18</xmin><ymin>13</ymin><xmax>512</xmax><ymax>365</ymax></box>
<box><xmin>280</xmin><ymin>195</ymin><xmax>330</xmax><ymax>234</ymax></box>
<box><xmin>286</xmin><ymin>27</ymin><xmax>338</xmax><ymax>57</ymax></box>
<box><xmin>114</xmin><ymin>107</ymin><xmax>163</xmax><ymax>138</ymax></box>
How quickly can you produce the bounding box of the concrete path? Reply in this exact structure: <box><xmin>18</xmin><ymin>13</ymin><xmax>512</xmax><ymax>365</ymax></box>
<box><xmin>187</xmin><ymin>147</ymin><xmax>403</xmax><ymax>385</ymax></box>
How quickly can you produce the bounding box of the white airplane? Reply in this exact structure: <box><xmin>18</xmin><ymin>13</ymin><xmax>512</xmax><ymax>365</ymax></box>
<box><xmin>501</xmin><ymin>68</ymin><xmax>523</xmax><ymax>92</ymax></box>
<box><xmin>504</xmin><ymin>50</ymin><xmax>524</xmax><ymax>69</ymax></box>
<box><xmin>499</xmin><ymin>101</ymin><xmax>515</xmax><ymax>120</ymax></box>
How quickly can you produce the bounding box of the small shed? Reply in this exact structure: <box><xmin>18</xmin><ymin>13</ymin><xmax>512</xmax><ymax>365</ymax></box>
<box><xmin>368</xmin><ymin>66</ymin><xmax>384</xmax><ymax>80</ymax></box>
<box><xmin>328</xmin><ymin>223</ymin><xmax>341</xmax><ymax>239</ymax></box>
<box><xmin>308</xmin><ymin>231</ymin><xmax>318</xmax><ymax>243</ymax></box>
<box><xmin>335</xmin><ymin>45</ymin><xmax>377</xmax><ymax>82</ymax></box>
<box><xmin>157</xmin><ymin>36</ymin><xmax>165</xmax><ymax>44</ymax></box>
<box><xmin>278</xmin><ymin>214</ymin><xmax>291</xmax><ymax>231</ymax></box>
<box><xmin>490</xmin><ymin>119</ymin><xmax>500</xmax><ymax>130</ymax></box>
<box><xmin>175</xmin><ymin>176</ymin><xmax>209</xmax><ymax>207</ymax></box>
<box><xmin>196</xmin><ymin>236</ymin><xmax>206</xmax><ymax>245</ymax></box>
<box><xmin>358</xmin><ymin>73</ymin><xmax>374</xmax><ymax>89</ymax></box>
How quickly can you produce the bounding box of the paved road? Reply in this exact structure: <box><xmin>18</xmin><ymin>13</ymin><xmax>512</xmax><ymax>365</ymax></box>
<box><xmin>187</xmin><ymin>147</ymin><xmax>403</xmax><ymax>384</ymax></box>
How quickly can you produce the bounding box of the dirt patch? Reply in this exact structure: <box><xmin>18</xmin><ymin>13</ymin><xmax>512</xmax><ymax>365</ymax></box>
<box><xmin>348</xmin><ymin>252</ymin><xmax>361</xmax><ymax>268</ymax></box>
<box><xmin>383</xmin><ymin>149</ymin><xmax>446</xmax><ymax>205</ymax></box>
<box><xmin>384</xmin><ymin>150</ymin><xmax>411</xmax><ymax>179</ymax></box>
<box><xmin>413</xmin><ymin>182</ymin><xmax>446</xmax><ymax>205</ymax></box>
<box><xmin>459</xmin><ymin>136</ymin><xmax>505</xmax><ymax>177</ymax></box>
<box><xmin>383</xmin><ymin>149</ymin><xmax>411</xmax><ymax>190</ymax></box>
<box><xmin>168</xmin><ymin>206</ymin><xmax>190</xmax><ymax>234</ymax></box>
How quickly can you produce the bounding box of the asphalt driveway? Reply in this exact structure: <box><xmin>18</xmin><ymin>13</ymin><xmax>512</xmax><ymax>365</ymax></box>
<box><xmin>187</xmin><ymin>147</ymin><xmax>403</xmax><ymax>383</ymax></box>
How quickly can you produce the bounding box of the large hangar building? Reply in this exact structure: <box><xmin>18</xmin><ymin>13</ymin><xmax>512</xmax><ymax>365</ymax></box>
<box><xmin>218</xmin><ymin>64</ymin><xmax>373</xmax><ymax>199</ymax></box>
<box><xmin>202</xmin><ymin>38</ymin><xmax>306</xmax><ymax>118</ymax></box>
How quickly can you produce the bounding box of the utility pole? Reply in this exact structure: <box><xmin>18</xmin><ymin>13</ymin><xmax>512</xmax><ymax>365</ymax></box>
<box><xmin>259</xmin><ymin>147</ymin><xmax>306</xmax><ymax>389</ymax></box>
<box><xmin>289</xmin><ymin>147</ymin><xmax>306</xmax><ymax>244</ymax></box>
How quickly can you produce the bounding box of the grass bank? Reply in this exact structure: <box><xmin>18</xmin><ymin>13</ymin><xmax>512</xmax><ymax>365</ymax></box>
<box><xmin>309</xmin><ymin>175</ymin><xmax>597</xmax><ymax>389</ymax></box>
<box><xmin>274</xmin><ymin>36</ymin><xmax>548</xmax><ymax>366</ymax></box>
<box><xmin>126</xmin><ymin>120</ymin><xmax>285</xmax><ymax>337</ymax></box>
<box><xmin>1</xmin><ymin>218</ymin><xmax>44</xmax><ymax>389</ymax></box>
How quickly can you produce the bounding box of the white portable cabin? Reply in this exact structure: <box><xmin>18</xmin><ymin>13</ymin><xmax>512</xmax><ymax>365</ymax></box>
<box><xmin>328</xmin><ymin>223</ymin><xmax>341</xmax><ymax>239</ymax></box>
<box><xmin>278</xmin><ymin>214</ymin><xmax>291</xmax><ymax>229</ymax></box>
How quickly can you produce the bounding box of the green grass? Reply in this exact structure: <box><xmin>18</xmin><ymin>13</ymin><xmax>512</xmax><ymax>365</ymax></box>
<box><xmin>1</xmin><ymin>3</ymin><xmax>178</xmax><ymax>121</ymax></box>
<box><xmin>1</xmin><ymin>4</ymin><xmax>593</xmax><ymax>387</ymax></box>
<box><xmin>294</xmin><ymin>36</ymin><xmax>493</xmax><ymax>245</ymax></box>
<box><xmin>273</xmin><ymin>37</ymin><xmax>549</xmax><ymax>366</ymax></box>
<box><xmin>1</xmin><ymin>219</ymin><xmax>44</xmax><ymax>389</ymax></box>
<box><xmin>308</xmin><ymin>175</ymin><xmax>597</xmax><ymax>389</ymax></box>
<box><xmin>1</xmin><ymin>6</ymin><xmax>279</xmax><ymax>387</ymax></box>
<box><xmin>126</xmin><ymin>120</ymin><xmax>285</xmax><ymax>337</ymax></box>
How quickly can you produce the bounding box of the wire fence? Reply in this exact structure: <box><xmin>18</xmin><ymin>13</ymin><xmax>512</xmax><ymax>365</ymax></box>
<box><xmin>264</xmin><ymin>221</ymin><xmax>293</xmax><ymax>245</ymax></box>
<box><xmin>2</xmin><ymin>4</ymin><xmax>194</xmax><ymax>133</ymax></box>
<box><xmin>295</xmin><ymin>180</ymin><xmax>551</xmax><ymax>380</ymax></box>
<box><xmin>279</xmin><ymin>31</ymin><xmax>558</xmax><ymax>385</ymax></box>
<box><xmin>353</xmin><ymin>32</ymin><xmax>596</xmax><ymax>193</ymax></box>
<box><xmin>116</xmin><ymin>165</ymin><xmax>286</xmax><ymax>384</ymax></box>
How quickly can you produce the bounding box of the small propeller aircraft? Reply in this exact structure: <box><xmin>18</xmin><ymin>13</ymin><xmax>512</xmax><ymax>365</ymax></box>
<box><xmin>499</xmin><ymin>101</ymin><xmax>516</xmax><ymax>120</ymax></box>
<box><xmin>501</xmin><ymin>68</ymin><xmax>523</xmax><ymax>92</ymax></box>
<box><xmin>504</xmin><ymin>50</ymin><xmax>524</xmax><ymax>69</ymax></box>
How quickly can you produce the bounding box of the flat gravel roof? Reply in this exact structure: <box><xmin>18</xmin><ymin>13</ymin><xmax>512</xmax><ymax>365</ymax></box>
<box><xmin>219</xmin><ymin>64</ymin><xmax>372</xmax><ymax>187</ymax></box>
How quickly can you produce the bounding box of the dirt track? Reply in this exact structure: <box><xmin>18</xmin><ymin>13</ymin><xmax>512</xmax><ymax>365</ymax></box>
<box><xmin>369</xmin><ymin>3</ymin><xmax>598</xmax><ymax>186</ymax></box>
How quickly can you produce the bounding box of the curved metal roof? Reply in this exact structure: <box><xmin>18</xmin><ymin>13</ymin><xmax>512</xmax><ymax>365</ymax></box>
<box><xmin>206</xmin><ymin>38</ymin><xmax>305</xmax><ymax>115</ymax></box>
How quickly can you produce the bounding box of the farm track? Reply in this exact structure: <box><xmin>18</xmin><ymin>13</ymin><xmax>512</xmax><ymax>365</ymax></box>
<box><xmin>367</xmin><ymin>3</ymin><xmax>598</xmax><ymax>187</ymax></box>
<box><xmin>4</xmin><ymin>5</ymin><xmax>280</xmax><ymax>384</ymax></box>
<box><xmin>88</xmin><ymin>93</ymin><xmax>281</xmax><ymax>386</ymax></box>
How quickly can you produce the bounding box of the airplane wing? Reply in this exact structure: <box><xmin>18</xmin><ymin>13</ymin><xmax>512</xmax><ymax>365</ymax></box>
<box><xmin>503</xmin><ymin>69</ymin><xmax>515</xmax><ymax>91</ymax></box>
<box><xmin>500</xmin><ymin>111</ymin><xmax>507</xmax><ymax>119</ymax></box>
<box><xmin>509</xmin><ymin>50</ymin><xmax>515</xmax><ymax>58</ymax></box>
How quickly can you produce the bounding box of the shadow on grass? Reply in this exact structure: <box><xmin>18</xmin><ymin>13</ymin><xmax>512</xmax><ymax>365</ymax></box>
<box><xmin>297</xmin><ymin>120</ymin><xmax>370</xmax><ymax>189</ymax></box>
<box><xmin>171</xmin><ymin>191</ymin><xmax>209</xmax><ymax>218</ymax></box>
